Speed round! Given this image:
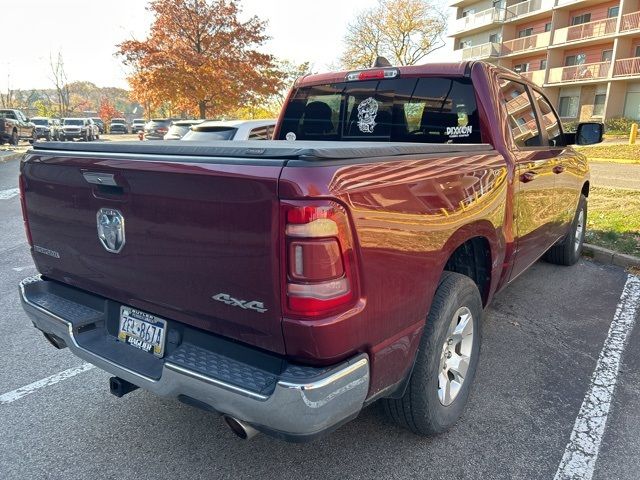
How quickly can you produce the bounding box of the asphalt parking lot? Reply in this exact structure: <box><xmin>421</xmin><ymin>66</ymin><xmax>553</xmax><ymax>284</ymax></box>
<box><xmin>0</xmin><ymin>155</ymin><xmax>639</xmax><ymax>479</ymax></box>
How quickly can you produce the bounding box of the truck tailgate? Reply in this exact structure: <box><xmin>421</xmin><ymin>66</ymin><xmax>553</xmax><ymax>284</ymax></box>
<box><xmin>21</xmin><ymin>149</ymin><xmax>287</xmax><ymax>353</ymax></box>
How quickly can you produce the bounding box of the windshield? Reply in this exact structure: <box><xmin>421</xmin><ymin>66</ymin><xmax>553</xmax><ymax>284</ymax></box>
<box><xmin>32</xmin><ymin>119</ymin><xmax>48</xmax><ymax>125</ymax></box>
<box><xmin>182</xmin><ymin>127</ymin><xmax>237</xmax><ymax>141</ymax></box>
<box><xmin>278</xmin><ymin>76</ymin><xmax>481</xmax><ymax>144</ymax></box>
<box><xmin>63</xmin><ymin>119</ymin><xmax>83</xmax><ymax>126</ymax></box>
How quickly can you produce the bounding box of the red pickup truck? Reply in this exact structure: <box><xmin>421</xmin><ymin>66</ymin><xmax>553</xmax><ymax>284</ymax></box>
<box><xmin>18</xmin><ymin>61</ymin><xmax>602</xmax><ymax>442</ymax></box>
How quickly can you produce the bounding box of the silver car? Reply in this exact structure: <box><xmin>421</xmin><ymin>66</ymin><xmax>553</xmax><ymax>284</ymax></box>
<box><xmin>180</xmin><ymin>119</ymin><xmax>276</xmax><ymax>142</ymax></box>
<box><xmin>163</xmin><ymin>120</ymin><xmax>205</xmax><ymax>140</ymax></box>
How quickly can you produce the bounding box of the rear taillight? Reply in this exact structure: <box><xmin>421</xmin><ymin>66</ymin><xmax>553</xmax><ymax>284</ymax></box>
<box><xmin>281</xmin><ymin>201</ymin><xmax>359</xmax><ymax>318</ymax></box>
<box><xmin>157</xmin><ymin>127</ymin><xmax>168</xmax><ymax>133</ymax></box>
<box><xmin>19</xmin><ymin>174</ymin><xmax>33</xmax><ymax>246</ymax></box>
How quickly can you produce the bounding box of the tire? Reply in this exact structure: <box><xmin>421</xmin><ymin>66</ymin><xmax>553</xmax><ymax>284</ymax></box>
<box><xmin>383</xmin><ymin>271</ymin><xmax>482</xmax><ymax>436</ymax></box>
<box><xmin>10</xmin><ymin>130</ymin><xmax>18</xmax><ymax>146</ymax></box>
<box><xmin>59</xmin><ymin>135</ymin><xmax>65</xmax><ymax>142</ymax></box>
<box><xmin>83</xmin><ymin>132</ymin><xmax>89</xmax><ymax>142</ymax></box>
<box><xmin>29</xmin><ymin>130</ymin><xmax>37</xmax><ymax>144</ymax></box>
<box><xmin>544</xmin><ymin>194</ymin><xmax>587</xmax><ymax>266</ymax></box>
<box><xmin>45</xmin><ymin>133</ymin><xmax>51</xmax><ymax>141</ymax></box>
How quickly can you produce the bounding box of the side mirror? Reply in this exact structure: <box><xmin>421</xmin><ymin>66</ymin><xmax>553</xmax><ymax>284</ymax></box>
<box><xmin>575</xmin><ymin>122</ymin><xmax>604</xmax><ymax>145</ymax></box>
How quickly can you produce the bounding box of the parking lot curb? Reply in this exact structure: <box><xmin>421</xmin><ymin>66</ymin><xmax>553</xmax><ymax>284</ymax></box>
<box><xmin>583</xmin><ymin>243</ymin><xmax>640</xmax><ymax>269</ymax></box>
<box><xmin>0</xmin><ymin>152</ymin><xmax>24</xmax><ymax>163</ymax></box>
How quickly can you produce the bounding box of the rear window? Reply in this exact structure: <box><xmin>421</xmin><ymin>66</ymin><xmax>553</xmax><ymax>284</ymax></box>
<box><xmin>278</xmin><ymin>77</ymin><xmax>481</xmax><ymax>144</ymax></box>
<box><xmin>182</xmin><ymin>127</ymin><xmax>237</xmax><ymax>141</ymax></box>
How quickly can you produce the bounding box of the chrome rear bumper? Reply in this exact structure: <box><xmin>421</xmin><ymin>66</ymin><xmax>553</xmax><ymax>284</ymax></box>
<box><xmin>19</xmin><ymin>276</ymin><xmax>369</xmax><ymax>441</ymax></box>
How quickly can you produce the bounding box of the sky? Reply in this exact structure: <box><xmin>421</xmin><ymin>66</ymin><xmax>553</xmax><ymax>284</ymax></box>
<box><xmin>1</xmin><ymin>0</ymin><xmax>452</xmax><ymax>92</ymax></box>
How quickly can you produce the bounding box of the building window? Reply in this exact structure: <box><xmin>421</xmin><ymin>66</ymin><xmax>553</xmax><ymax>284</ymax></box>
<box><xmin>602</xmin><ymin>50</ymin><xmax>613</xmax><ymax>62</ymax></box>
<box><xmin>459</xmin><ymin>40</ymin><xmax>472</xmax><ymax>49</ymax></box>
<box><xmin>565</xmin><ymin>53</ymin><xmax>586</xmax><ymax>66</ymax></box>
<box><xmin>608</xmin><ymin>6</ymin><xmax>619</xmax><ymax>18</ymax></box>
<box><xmin>544</xmin><ymin>22</ymin><xmax>552</xmax><ymax>32</ymax></box>
<box><xmin>540</xmin><ymin>59</ymin><xmax>547</xmax><ymax>69</ymax></box>
<box><xmin>593</xmin><ymin>94</ymin><xmax>606</xmax><ymax>116</ymax></box>
<box><xmin>635</xmin><ymin>45</ymin><xmax>640</xmax><ymax>57</ymax></box>
<box><xmin>559</xmin><ymin>96</ymin><xmax>580</xmax><ymax>118</ymax></box>
<box><xmin>489</xmin><ymin>33</ymin><xmax>501</xmax><ymax>43</ymax></box>
<box><xmin>624</xmin><ymin>92</ymin><xmax>640</xmax><ymax>119</ymax></box>
<box><xmin>518</xmin><ymin>28</ymin><xmax>533</xmax><ymax>38</ymax></box>
<box><xmin>514</xmin><ymin>63</ymin><xmax>530</xmax><ymax>73</ymax></box>
<box><xmin>462</xmin><ymin>8</ymin><xmax>475</xmax><ymax>17</ymax></box>
<box><xmin>572</xmin><ymin>13</ymin><xmax>592</xmax><ymax>25</ymax></box>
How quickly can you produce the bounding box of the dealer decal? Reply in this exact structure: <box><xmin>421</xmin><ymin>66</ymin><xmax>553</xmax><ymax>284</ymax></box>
<box><xmin>446</xmin><ymin>125</ymin><xmax>473</xmax><ymax>138</ymax></box>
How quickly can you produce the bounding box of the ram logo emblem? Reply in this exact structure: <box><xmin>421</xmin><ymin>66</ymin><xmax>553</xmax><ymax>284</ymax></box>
<box><xmin>97</xmin><ymin>208</ymin><xmax>125</xmax><ymax>253</ymax></box>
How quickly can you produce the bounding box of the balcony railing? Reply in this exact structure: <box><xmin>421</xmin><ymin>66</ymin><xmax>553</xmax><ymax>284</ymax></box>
<box><xmin>505</xmin><ymin>0</ymin><xmax>542</xmax><ymax>20</ymax></box>
<box><xmin>614</xmin><ymin>57</ymin><xmax>640</xmax><ymax>77</ymax></box>
<box><xmin>547</xmin><ymin>61</ymin><xmax>611</xmax><ymax>83</ymax></box>
<box><xmin>621</xmin><ymin>11</ymin><xmax>640</xmax><ymax>32</ymax></box>
<box><xmin>553</xmin><ymin>17</ymin><xmax>617</xmax><ymax>44</ymax></box>
<box><xmin>506</xmin><ymin>93</ymin><xmax>531</xmax><ymax>113</ymax></box>
<box><xmin>520</xmin><ymin>70</ymin><xmax>546</xmax><ymax>85</ymax></box>
<box><xmin>461</xmin><ymin>42</ymin><xmax>501</xmax><ymax>60</ymax></box>
<box><xmin>452</xmin><ymin>7</ymin><xmax>505</xmax><ymax>33</ymax></box>
<box><xmin>501</xmin><ymin>31</ymin><xmax>551</xmax><ymax>55</ymax></box>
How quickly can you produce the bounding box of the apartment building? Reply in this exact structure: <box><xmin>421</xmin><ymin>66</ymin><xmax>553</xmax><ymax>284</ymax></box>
<box><xmin>449</xmin><ymin>0</ymin><xmax>640</xmax><ymax>121</ymax></box>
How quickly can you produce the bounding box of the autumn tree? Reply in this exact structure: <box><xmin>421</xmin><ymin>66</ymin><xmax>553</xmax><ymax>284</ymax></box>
<box><xmin>117</xmin><ymin>0</ymin><xmax>283</xmax><ymax>119</ymax></box>
<box><xmin>340</xmin><ymin>0</ymin><xmax>446</xmax><ymax>69</ymax></box>
<box><xmin>50</xmin><ymin>52</ymin><xmax>71</xmax><ymax>116</ymax></box>
<box><xmin>98</xmin><ymin>98</ymin><xmax>121</xmax><ymax>126</ymax></box>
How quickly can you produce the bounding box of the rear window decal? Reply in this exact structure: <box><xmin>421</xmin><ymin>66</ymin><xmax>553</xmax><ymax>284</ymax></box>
<box><xmin>285</xmin><ymin>132</ymin><xmax>297</xmax><ymax>141</ymax></box>
<box><xmin>446</xmin><ymin>125</ymin><xmax>473</xmax><ymax>138</ymax></box>
<box><xmin>357</xmin><ymin>97</ymin><xmax>379</xmax><ymax>133</ymax></box>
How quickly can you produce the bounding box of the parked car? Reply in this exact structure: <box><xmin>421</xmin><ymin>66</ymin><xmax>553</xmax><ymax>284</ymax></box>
<box><xmin>0</xmin><ymin>109</ymin><xmax>36</xmax><ymax>145</ymax></box>
<box><xmin>59</xmin><ymin>118</ymin><xmax>99</xmax><ymax>141</ymax></box>
<box><xmin>180</xmin><ymin>119</ymin><xmax>276</xmax><ymax>141</ymax></box>
<box><xmin>143</xmin><ymin>118</ymin><xmax>175</xmax><ymax>139</ymax></box>
<box><xmin>131</xmin><ymin>118</ymin><xmax>146</xmax><ymax>133</ymax></box>
<box><xmin>163</xmin><ymin>120</ymin><xmax>204</xmax><ymax>140</ymax></box>
<box><xmin>91</xmin><ymin>118</ymin><xmax>105</xmax><ymax>134</ymax></box>
<box><xmin>30</xmin><ymin>117</ymin><xmax>55</xmax><ymax>141</ymax></box>
<box><xmin>18</xmin><ymin>61</ymin><xmax>602</xmax><ymax>443</ymax></box>
<box><xmin>110</xmin><ymin>118</ymin><xmax>128</xmax><ymax>134</ymax></box>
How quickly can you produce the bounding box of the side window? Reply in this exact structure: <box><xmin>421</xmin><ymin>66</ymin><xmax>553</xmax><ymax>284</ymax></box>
<box><xmin>498</xmin><ymin>79</ymin><xmax>541</xmax><ymax>148</ymax></box>
<box><xmin>248</xmin><ymin>126</ymin><xmax>269</xmax><ymax>140</ymax></box>
<box><xmin>533</xmin><ymin>90</ymin><xmax>565</xmax><ymax>147</ymax></box>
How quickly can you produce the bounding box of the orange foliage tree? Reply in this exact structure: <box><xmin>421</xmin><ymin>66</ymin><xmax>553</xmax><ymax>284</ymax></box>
<box><xmin>117</xmin><ymin>0</ymin><xmax>283</xmax><ymax>119</ymax></box>
<box><xmin>98</xmin><ymin>98</ymin><xmax>122</xmax><ymax>126</ymax></box>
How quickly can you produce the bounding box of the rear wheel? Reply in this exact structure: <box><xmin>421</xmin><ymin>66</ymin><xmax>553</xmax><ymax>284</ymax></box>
<box><xmin>544</xmin><ymin>194</ymin><xmax>587</xmax><ymax>266</ymax></box>
<box><xmin>10</xmin><ymin>129</ymin><xmax>18</xmax><ymax>146</ymax></box>
<box><xmin>383</xmin><ymin>271</ymin><xmax>482</xmax><ymax>435</ymax></box>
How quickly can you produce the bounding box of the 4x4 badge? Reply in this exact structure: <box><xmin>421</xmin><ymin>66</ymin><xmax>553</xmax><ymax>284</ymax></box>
<box><xmin>212</xmin><ymin>293</ymin><xmax>267</xmax><ymax>313</ymax></box>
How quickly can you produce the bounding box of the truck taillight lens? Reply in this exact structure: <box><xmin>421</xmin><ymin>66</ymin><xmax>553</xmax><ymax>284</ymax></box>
<box><xmin>19</xmin><ymin>174</ymin><xmax>33</xmax><ymax>246</ymax></box>
<box><xmin>282</xmin><ymin>201</ymin><xmax>359</xmax><ymax>318</ymax></box>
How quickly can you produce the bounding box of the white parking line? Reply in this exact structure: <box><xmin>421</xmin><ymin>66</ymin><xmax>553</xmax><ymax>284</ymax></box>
<box><xmin>0</xmin><ymin>363</ymin><xmax>95</xmax><ymax>405</ymax></box>
<box><xmin>0</xmin><ymin>188</ymin><xmax>19</xmax><ymax>200</ymax></box>
<box><xmin>554</xmin><ymin>274</ymin><xmax>640</xmax><ymax>480</ymax></box>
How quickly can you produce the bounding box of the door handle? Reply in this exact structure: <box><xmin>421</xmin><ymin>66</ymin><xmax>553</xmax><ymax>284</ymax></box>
<box><xmin>520</xmin><ymin>171</ymin><xmax>537</xmax><ymax>183</ymax></box>
<box><xmin>553</xmin><ymin>165</ymin><xmax>565</xmax><ymax>174</ymax></box>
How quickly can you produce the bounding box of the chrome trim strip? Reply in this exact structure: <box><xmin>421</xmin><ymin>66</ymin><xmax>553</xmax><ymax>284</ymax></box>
<box><xmin>277</xmin><ymin>358</ymin><xmax>369</xmax><ymax>391</ymax></box>
<box><xmin>164</xmin><ymin>362</ymin><xmax>269</xmax><ymax>401</ymax></box>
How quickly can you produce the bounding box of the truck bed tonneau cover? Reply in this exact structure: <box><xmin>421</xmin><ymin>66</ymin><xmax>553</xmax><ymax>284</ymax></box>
<box><xmin>32</xmin><ymin>140</ymin><xmax>494</xmax><ymax>161</ymax></box>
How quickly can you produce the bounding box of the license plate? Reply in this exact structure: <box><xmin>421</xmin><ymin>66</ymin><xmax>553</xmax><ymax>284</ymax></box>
<box><xmin>118</xmin><ymin>307</ymin><xmax>167</xmax><ymax>357</ymax></box>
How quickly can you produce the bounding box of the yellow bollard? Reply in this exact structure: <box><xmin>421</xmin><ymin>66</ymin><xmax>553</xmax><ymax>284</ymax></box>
<box><xmin>630</xmin><ymin>123</ymin><xmax>638</xmax><ymax>145</ymax></box>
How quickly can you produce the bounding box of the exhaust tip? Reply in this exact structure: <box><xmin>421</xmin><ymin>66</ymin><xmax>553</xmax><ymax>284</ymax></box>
<box><xmin>222</xmin><ymin>415</ymin><xmax>259</xmax><ymax>440</ymax></box>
